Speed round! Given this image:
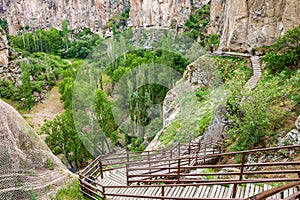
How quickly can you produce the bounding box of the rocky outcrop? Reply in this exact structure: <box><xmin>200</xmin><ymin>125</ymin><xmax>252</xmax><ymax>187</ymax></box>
<box><xmin>0</xmin><ymin>28</ymin><xmax>8</xmax><ymax>68</ymax></box>
<box><xmin>2</xmin><ymin>0</ymin><xmax>213</xmax><ymax>34</ymax></box>
<box><xmin>0</xmin><ymin>100</ymin><xmax>72</xmax><ymax>199</ymax></box>
<box><xmin>129</xmin><ymin>0</ymin><xmax>191</xmax><ymax>28</ymax></box>
<box><xmin>2</xmin><ymin>0</ymin><xmax>130</xmax><ymax>35</ymax></box>
<box><xmin>129</xmin><ymin>0</ymin><xmax>210</xmax><ymax>28</ymax></box>
<box><xmin>207</xmin><ymin>0</ymin><xmax>300</xmax><ymax>49</ymax></box>
<box><xmin>279</xmin><ymin>115</ymin><xmax>300</xmax><ymax>146</ymax></box>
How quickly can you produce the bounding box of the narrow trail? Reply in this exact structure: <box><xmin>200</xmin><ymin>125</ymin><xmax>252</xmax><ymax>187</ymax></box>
<box><xmin>245</xmin><ymin>56</ymin><xmax>262</xmax><ymax>90</ymax></box>
<box><xmin>23</xmin><ymin>86</ymin><xmax>64</xmax><ymax>132</ymax></box>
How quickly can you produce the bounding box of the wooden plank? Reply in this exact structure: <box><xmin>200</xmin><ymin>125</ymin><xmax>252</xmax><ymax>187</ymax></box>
<box><xmin>283</xmin><ymin>189</ymin><xmax>289</xmax><ymax>198</ymax></box>
<box><xmin>218</xmin><ymin>185</ymin><xmax>227</xmax><ymax>198</ymax></box>
<box><xmin>165</xmin><ymin>186</ymin><xmax>176</xmax><ymax>197</ymax></box>
<box><xmin>193</xmin><ymin>185</ymin><xmax>203</xmax><ymax>198</ymax></box>
<box><xmin>209</xmin><ymin>185</ymin><xmax>218</xmax><ymax>198</ymax></box>
<box><xmin>225</xmin><ymin>184</ymin><xmax>234</xmax><ymax>198</ymax></box>
<box><xmin>216</xmin><ymin>185</ymin><xmax>222</xmax><ymax>198</ymax></box>
<box><xmin>199</xmin><ymin>186</ymin><xmax>208</xmax><ymax>198</ymax></box>
<box><xmin>203</xmin><ymin>185</ymin><xmax>212</xmax><ymax>198</ymax></box>
<box><xmin>244</xmin><ymin>184</ymin><xmax>250</xmax><ymax>198</ymax></box>
<box><xmin>186</xmin><ymin>186</ymin><xmax>197</xmax><ymax>198</ymax></box>
<box><xmin>237</xmin><ymin>186</ymin><xmax>245</xmax><ymax>199</ymax></box>
<box><xmin>173</xmin><ymin>186</ymin><xmax>184</xmax><ymax>197</ymax></box>
<box><xmin>180</xmin><ymin>186</ymin><xmax>189</xmax><ymax>197</ymax></box>
<box><xmin>288</xmin><ymin>187</ymin><xmax>294</xmax><ymax>196</ymax></box>
<box><xmin>249</xmin><ymin>184</ymin><xmax>255</xmax><ymax>197</ymax></box>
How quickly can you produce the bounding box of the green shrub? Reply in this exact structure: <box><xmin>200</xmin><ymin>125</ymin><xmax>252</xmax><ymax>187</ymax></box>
<box><xmin>53</xmin><ymin>179</ymin><xmax>87</xmax><ymax>200</ymax></box>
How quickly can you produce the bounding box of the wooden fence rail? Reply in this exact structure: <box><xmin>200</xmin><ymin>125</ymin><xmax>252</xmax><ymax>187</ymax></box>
<box><xmin>79</xmin><ymin>140</ymin><xmax>300</xmax><ymax>200</ymax></box>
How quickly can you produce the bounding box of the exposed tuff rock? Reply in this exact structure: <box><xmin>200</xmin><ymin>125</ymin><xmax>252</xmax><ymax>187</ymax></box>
<box><xmin>129</xmin><ymin>0</ymin><xmax>210</xmax><ymax>28</ymax></box>
<box><xmin>279</xmin><ymin>115</ymin><xmax>300</xmax><ymax>146</ymax></box>
<box><xmin>295</xmin><ymin>115</ymin><xmax>300</xmax><ymax>130</ymax></box>
<box><xmin>202</xmin><ymin>105</ymin><xmax>227</xmax><ymax>141</ymax></box>
<box><xmin>1</xmin><ymin>0</ymin><xmax>130</xmax><ymax>34</ymax></box>
<box><xmin>0</xmin><ymin>59</ymin><xmax>22</xmax><ymax>86</ymax></box>
<box><xmin>0</xmin><ymin>28</ymin><xmax>8</xmax><ymax>68</ymax></box>
<box><xmin>147</xmin><ymin>56</ymin><xmax>225</xmax><ymax>151</ymax></box>
<box><xmin>208</xmin><ymin>0</ymin><xmax>300</xmax><ymax>49</ymax></box>
<box><xmin>0</xmin><ymin>100</ymin><xmax>72</xmax><ymax>199</ymax></box>
<box><xmin>129</xmin><ymin>0</ymin><xmax>191</xmax><ymax>28</ymax></box>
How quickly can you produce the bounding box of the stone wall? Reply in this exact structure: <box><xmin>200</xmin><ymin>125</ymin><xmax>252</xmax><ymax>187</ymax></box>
<box><xmin>207</xmin><ymin>0</ymin><xmax>300</xmax><ymax>49</ymax></box>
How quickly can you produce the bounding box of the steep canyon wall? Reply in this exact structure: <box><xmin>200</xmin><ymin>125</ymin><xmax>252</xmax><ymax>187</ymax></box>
<box><xmin>208</xmin><ymin>0</ymin><xmax>300</xmax><ymax>49</ymax></box>
<box><xmin>1</xmin><ymin>0</ymin><xmax>130</xmax><ymax>34</ymax></box>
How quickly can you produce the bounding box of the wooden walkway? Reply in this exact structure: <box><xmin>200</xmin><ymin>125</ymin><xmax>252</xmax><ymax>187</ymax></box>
<box><xmin>79</xmin><ymin>53</ymin><xmax>300</xmax><ymax>200</ymax></box>
<box><xmin>80</xmin><ymin>143</ymin><xmax>300</xmax><ymax>200</ymax></box>
<box><xmin>245</xmin><ymin>56</ymin><xmax>262</xmax><ymax>90</ymax></box>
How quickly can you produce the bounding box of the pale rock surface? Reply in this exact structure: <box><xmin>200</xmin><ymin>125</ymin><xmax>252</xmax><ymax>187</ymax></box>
<box><xmin>207</xmin><ymin>0</ymin><xmax>300</xmax><ymax>49</ymax></box>
<box><xmin>129</xmin><ymin>0</ymin><xmax>191</xmax><ymax>28</ymax></box>
<box><xmin>1</xmin><ymin>0</ymin><xmax>130</xmax><ymax>35</ymax></box>
<box><xmin>0</xmin><ymin>28</ymin><xmax>8</xmax><ymax>68</ymax></box>
<box><xmin>278</xmin><ymin>115</ymin><xmax>300</xmax><ymax>146</ymax></box>
<box><xmin>0</xmin><ymin>100</ymin><xmax>72</xmax><ymax>199</ymax></box>
<box><xmin>295</xmin><ymin>115</ymin><xmax>300</xmax><ymax>130</ymax></box>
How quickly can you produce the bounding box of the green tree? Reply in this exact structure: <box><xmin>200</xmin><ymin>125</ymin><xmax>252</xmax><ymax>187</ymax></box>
<box><xmin>61</xmin><ymin>20</ymin><xmax>70</xmax><ymax>50</ymax></box>
<box><xmin>20</xmin><ymin>62</ymin><xmax>34</xmax><ymax>110</ymax></box>
<box><xmin>42</xmin><ymin>110</ymin><xmax>92</xmax><ymax>169</ymax></box>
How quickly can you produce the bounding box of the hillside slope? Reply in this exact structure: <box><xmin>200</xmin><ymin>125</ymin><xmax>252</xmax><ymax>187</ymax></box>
<box><xmin>0</xmin><ymin>99</ymin><xmax>72</xmax><ymax>199</ymax></box>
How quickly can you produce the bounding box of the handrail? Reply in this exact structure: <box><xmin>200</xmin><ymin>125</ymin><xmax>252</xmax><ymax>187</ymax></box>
<box><xmin>246</xmin><ymin>181</ymin><xmax>300</xmax><ymax>200</ymax></box>
<box><xmin>79</xmin><ymin>136</ymin><xmax>300</xmax><ymax>200</ymax></box>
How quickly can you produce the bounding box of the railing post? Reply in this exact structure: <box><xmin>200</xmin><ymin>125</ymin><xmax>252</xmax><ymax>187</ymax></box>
<box><xmin>162</xmin><ymin>186</ymin><xmax>165</xmax><ymax>200</ymax></box>
<box><xmin>127</xmin><ymin>151</ymin><xmax>130</xmax><ymax>163</ymax></box>
<box><xmin>99</xmin><ymin>157</ymin><xmax>104</xmax><ymax>179</ymax></box>
<box><xmin>239</xmin><ymin>153</ymin><xmax>246</xmax><ymax>181</ymax></box>
<box><xmin>103</xmin><ymin>186</ymin><xmax>106</xmax><ymax>200</ymax></box>
<box><xmin>178</xmin><ymin>142</ymin><xmax>181</xmax><ymax>157</ymax></box>
<box><xmin>148</xmin><ymin>151</ymin><xmax>152</xmax><ymax>174</ymax></box>
<box><xmin>188</xmin><ymin>142</ymin><xmax>191</xmax><ymax>165</ymax></box>
<box><xmin>177</xmin><ymin>159</ymin><xmax>181</xmax><ymax>183</ymax></box>
<box><xmin>232</xmin><ymin>152</ymin><xmax>246</xmax><ymax>198</ymax></box>
<box><xmin>203</xmin><ymin>144</ymin><xmax>206</xmax><ymax>163</ymax></box>
<box><xmin>126</xmin><ymin>163</ymin><xmax>129</xmax><ymax>186</ymax></box>
<box><xmin>170</xmin><ymin>149</ymin><xmax>173</xmax><ymax>159</ymax></box>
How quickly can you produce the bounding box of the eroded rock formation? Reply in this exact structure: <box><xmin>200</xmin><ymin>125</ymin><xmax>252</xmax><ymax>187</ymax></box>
<box><xmin>207</xmin><ymin>0</ymin><xmax>300</xmax><ymax>49</ymax></box>
<box><xmin>129</xmin><ymin>0</ymin><xmax>192</xmax><ymax>28</ymax></box>
<box><xmin>0</xmin><ymin>99</ymin><xmax>72</xmax><ymax>199</ymax></box>
<box><xmin>0</xmin><ymin>28</ymin><xmax>8</xmax><ymax>68</ymax></box>
<box><xmin>1</xmin><ymin>0</ymin><xmax>130</xmax><ymax>35</ymax></box>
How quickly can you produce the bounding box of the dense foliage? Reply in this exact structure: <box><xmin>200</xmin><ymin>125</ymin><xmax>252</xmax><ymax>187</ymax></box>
<box><xmin>8</xmin><ymin>26</ymin><xmax>103</xmax><ymax>59</ymax></box>
<box><xmin>41</xmin><ymin>110</ymin><xmax>93</xmax><ymax>170</ymax></box>
<box><xmin>0</xmin><ymin>52</ymin><xmax>68</xmax><ymax>109</ymax></box>
<box><xmin>262</xmin><ymin>24</ymin><xmax>300</xmax><ymax>74</ymax></box>
<box><xmin>52</xmin><ymin>179</ymin><xmax>87</xmax><ymax>200</ymax></box>
<box><xmin>225</xmin><ymin>25</ymin><xmax>300</xmax><ymax>151</ymax></box>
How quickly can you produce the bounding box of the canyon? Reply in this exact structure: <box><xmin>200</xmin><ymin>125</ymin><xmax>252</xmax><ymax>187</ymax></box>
<box><xmin>1</xmin><ymin>0</ymin><xmax>300</xmax><ymax>49</ymax></box>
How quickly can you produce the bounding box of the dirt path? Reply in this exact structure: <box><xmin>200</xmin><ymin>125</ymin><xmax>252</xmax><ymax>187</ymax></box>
<box><xmin>23</xmin><ymin>86</ymin><xmax>64</xmax><ymax>132</ymax></box>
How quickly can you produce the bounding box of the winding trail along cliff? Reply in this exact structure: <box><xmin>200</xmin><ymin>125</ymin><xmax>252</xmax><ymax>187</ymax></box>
<box><xmin>208</xmin><ymin>0</ymin><xmax>300</xmax><ymax>49</ymax></box>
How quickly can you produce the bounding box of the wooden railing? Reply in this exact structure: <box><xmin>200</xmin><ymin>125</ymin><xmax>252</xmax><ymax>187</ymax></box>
<box><xmin>79</xmin><ymin>142</ymin><xmax>300</xmax><ymax>199</ymax></box>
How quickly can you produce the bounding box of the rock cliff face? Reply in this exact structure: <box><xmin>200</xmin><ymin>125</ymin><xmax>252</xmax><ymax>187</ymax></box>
<box><xmin>0</xmin><ymin>99</ymin><xmax>71</xmax><ymax>199</ymax></box>
<box><xmin>1</xmin><ymin>0</ymin><xmax>130</xmax><ymax>35</ymax></box>
<box><xmin>129</xmin><ymin>0</ymin><xmax>192</xmax><ymax>28</ymax></box>
<box><xmin>128</xmin><ymin>0</ymin><xmax>210</xmax><ymax>28</ymax></box>
<box><xmin>0</xmin><ymin>28</ymin><xmax>8</xmax><ymax>68</ymax></box>
<box><xmin>1</xmin><ymin>0</ymin><xmax>212</xmax><ymax>34</ymax></box>
<box><xmin>208</xmin><ymin>0</ymin><xmax>300</xmax><ymax>49</ymax></box>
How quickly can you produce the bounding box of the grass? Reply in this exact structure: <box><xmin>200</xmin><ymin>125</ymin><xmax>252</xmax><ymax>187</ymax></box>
<box><xmin>52</xmin><ymin>179</ymin><xmax>88</xmax><ymax>200</ymax></box>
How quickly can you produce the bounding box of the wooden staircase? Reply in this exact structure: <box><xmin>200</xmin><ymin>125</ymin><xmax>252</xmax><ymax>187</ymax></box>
<box><xmin>79</xmin><ymin>140</ymin><xmax>300</xmax><ymax>199</ymax></box>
